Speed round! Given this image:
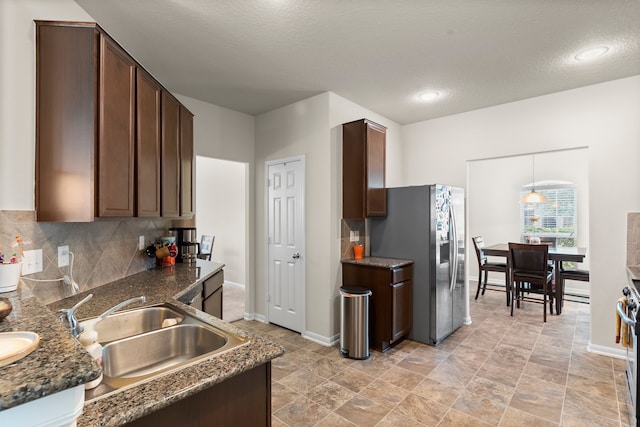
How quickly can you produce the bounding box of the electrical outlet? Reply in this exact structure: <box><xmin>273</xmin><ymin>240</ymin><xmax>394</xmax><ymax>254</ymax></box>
<box><xmin>350</xmin><ymin>230</ymin><xmax>360</xmax><ymax>242</ymax></box>
<box><xmin>138</xmin><ymin>235</ymin><xmax>145</xmax><ymax>251</ymax></box>
<box><xmin>58</xmin><ymin>245</ymin><xmax>69</xmax><ymax>268</ymax></box>
<box><xmin>22</xmin><ymin>249</ymin><xmax>43</xmax><ymax>275</ymax></box>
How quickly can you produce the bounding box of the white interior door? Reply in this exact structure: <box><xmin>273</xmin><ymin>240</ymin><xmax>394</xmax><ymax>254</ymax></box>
<box><xmin>267</xmin><ymin>158</ymin><xmax>305</xmax><ymax>332</ymax></box>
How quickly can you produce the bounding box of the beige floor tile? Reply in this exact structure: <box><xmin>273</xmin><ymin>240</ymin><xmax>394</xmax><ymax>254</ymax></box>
<box><xmin>438</xmin><ymin>408</ymin><xmax>494</xmax><ymax>427</ymax></box>
<box><xmin>314</xmin><ymin>412</ymin><xmax>357</xmax><ymax>426</ymax></box>
<box><xmin>335</xmin><ymin>395</ymin><xmax>391</xmax><ymax>426</ymax></box>
<box><xmin>359</xmin><ymin>378</ymin><xmax>409</xmax><ymax>409</ymax></box>
<box><xmin>274</xmin><ymin>397</ymin><xmax>331</xmax><ymax>427</ymax></box>
<box><xmin>395</xmin><ymin>392</ymin><xmax>449</xmax><ymax>425</ymax></box>
<box><xmin>272</xmin><ymin>381</ymin><xmax>301</xmax><ymax>411</ymax></box>
<box><xmin>379</xmin><ymin>365</ymin><xmax>425</xmax><ymax>391</ymax></box>
<box><xmin>330</xmin><ymin>366</ymin><xmax>376</xmax><ymax>393</ymax></box>
<box><xmin>375</xmin><ymin>409</ymin><xmax>427</xmax><ymax>426</ymax></box>
<box><xmin>279</xmin><ymin>368</ymin><xmax>327</xmax><ymax>394</ymax></box>
<box><xmin>412</xmin><ymin>377</ymin><xmax>462</xmax><ymax>407</ymax></box>
<box><xmin>305</xmin><ymin>380</ymin><xmax>356</xmax><ymax>411</ymax></box>
<box><xmin>561</xmin><ymin>399</ymin><xmax>621</xmax><ymax>427</ymax></box>
<box><xmin>498</xmin><ymin>406</ymin><xmax>558</xmax><ymax>426</ymax></box>
<box><xmin>232</xmin><ymin>290</ymin><xmax>625</xmax><ymax>427</ymax></box>
<box><xmin>509</xmin><ymin>374</ymin><xmax>564</xmax><ymax>423</ymax></box>
<box><xmin>566</xmin><ymin>372</ymin><xmax>617</xmax><ymax>401</ymax></box>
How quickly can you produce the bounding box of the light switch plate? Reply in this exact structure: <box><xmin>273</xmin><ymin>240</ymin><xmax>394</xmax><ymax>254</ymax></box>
<box><xmin>22</xmin><ymin>249</ymin><xmax>43</xmax><ymax>275</ymax></box>
<box><xmin>58</xmin><ymin>245</ymin><xmax>69</xmax><ymax>268</ymax></box>
<box><xmin>350</xmin><ymin>230</ymin><xmax>360</xmax><ymax>242</ymax></box>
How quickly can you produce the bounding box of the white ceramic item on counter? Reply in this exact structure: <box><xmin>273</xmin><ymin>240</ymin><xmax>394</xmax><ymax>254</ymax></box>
<box><xmin>0</xmin><ymin>331</ymin><xmax>40</xmax><ymax>367</ymax></box>
<box><xmin>0</xmin><ymin>262</ymin><xmax>22</xmax><ymax>293</ymax></box>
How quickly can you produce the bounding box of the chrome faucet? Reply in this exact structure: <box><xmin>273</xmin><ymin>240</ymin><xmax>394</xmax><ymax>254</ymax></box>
<box><xmin>57</xmin><ymin>293</ymin><xmax>93</xmax><ymax>337</ymax></box>
<box><xmin>57</xmin><ymin>294</ymin><xmax>147</xmax><ymax>338</ymax></box>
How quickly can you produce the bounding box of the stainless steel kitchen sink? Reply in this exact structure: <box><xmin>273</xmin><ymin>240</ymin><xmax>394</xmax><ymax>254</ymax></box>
<box><xmin>83</xmin><ymin>303</ymin><xmax>247</xmax><ymax>402</ymax></box>
<box><xmin>85</xmin><ymin>305</ymin><xmax>185</xmax><ymax>344</ymax></box>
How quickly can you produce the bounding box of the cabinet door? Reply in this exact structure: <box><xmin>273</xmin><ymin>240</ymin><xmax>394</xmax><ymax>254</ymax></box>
<box><xmin>203</xmin><ymin>287</ymin><xmax>223</xmax><ymax>319</ymax></box>
<box><xmin>180</xmin><ymin>106</ymin><xmax>194</xmax><ymax>217</ymax></box>
<box><xmin>136</xmin><ymin>69</ymin><xmax>162</xmax><ymax>217</ymax></box>
<box><xmin>365</xmin><ymin>122</ymin><xmax>386</xmax><ymax>216</ymax></box>
<box><xmin>161</xmin><ymin>92</ymin><xmax>180</xmax><ymax>217</ymax></box>
<box><xmin>98</xmin><ymin>34</ymin><xmax>136</xmax><ymax>217</ymax></box>
<box><xmin>391</xmin><ymin>280</ymin><xmax>412</xmax><ymax>343</ymax></box>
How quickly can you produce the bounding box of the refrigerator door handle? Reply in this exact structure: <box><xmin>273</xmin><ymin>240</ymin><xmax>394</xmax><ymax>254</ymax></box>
<box><xmin>449</xmin><ymin>203</ymin><xmax>458</xmax><ymax>293</ymax></box>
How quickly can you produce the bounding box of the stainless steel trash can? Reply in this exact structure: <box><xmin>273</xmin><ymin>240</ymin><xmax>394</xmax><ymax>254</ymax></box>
<box><xmin>339</xmin><ymin>286</ymin><xmax>372</xmax><ymax>360</ymax></box>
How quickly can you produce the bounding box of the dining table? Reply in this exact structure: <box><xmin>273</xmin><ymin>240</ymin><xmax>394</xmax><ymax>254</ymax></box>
<box><xmin>482</xmin><ymin>243</ymin><xmax>587</xmax><ymax>315</ymax></box>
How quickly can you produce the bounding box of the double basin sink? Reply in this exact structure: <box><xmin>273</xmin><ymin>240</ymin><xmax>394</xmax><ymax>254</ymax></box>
<box><xmin>81</xmin><ymin>303</ymin><xmax>247</xmax><ymax>402</ymax></box>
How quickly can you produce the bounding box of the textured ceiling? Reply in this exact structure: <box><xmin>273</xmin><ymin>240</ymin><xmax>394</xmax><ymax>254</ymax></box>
<box><xmin>75</xmin><ymin>0</ymin><xmax>640</xmax><ymax>124</ymax></box>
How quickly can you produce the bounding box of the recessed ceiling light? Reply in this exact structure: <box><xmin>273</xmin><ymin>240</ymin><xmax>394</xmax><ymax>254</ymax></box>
<box><xmin>418</xmin><ymin>91</ymin><xmax>441</xmax><ymax>102</ymax></box>
<box><xmin>575</xmin><ymin>46</ymin><xmax>609</xmax><ymax>61</ymax></box>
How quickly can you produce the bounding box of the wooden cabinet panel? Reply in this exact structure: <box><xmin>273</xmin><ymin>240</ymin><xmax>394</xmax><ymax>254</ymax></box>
<box><xmin>98</xmin><ymin>34</ymin><xmax>136</xmax><ymax>217</ymax></box>
<box><xmin>136</xmin><ymin>69</ymin><xmax>161</xmax><ymax>217</ymax></box>
<box><xmin>342</xmin><ymin>119</ymin><xmax>386</xmax><ymax>218</ymax></box>
<box><xmin>126</xmin><ymin>363</ymin><xmax>271</xmax><ymax>427</ymax></box>
<box><xmin>35</xmin><ymin>21</ymin><xmax>194</xmax><ymax>221</ymax></box>
<box><xmin>392</xmin><ymin>280</ymin><xmax>412</xmax><ymax>342</ymax></box>
<box><xmin>161</xmin><ymin>92</ymin><xmax>181</xmax><ymax>218</ymax></box>
<box><xmin>180</xmin><ymin>106</ymin><xmax>194</xmax><ymax>217</ymax></box>
<box><xmin>342</xmin><ymin>262</ymin><xmax>413</xmax><ymax>351</ymax></box>
<box><xmin>35</xmin><ymin>24</ymin><xmax>97</xmax><ymax>222</ymax></box>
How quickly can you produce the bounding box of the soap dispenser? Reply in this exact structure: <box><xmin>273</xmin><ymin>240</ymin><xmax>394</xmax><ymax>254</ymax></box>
<box><xmin>79</xmin><ymin>318</ymin><xmax>103</xmax><ymax>390</ymax></box>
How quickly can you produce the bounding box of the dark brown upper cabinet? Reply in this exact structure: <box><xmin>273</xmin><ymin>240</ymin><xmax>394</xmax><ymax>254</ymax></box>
<box><xmin>161</xmin><ymin>92</ymin><xmax>180</xmax><ymax>218</ymax></box>
<box><xmin>342</xmin><ymin>119</ymin><xmax>387</xmax><ymax>218</ymax></box>
<box><xmin>35</xmin><ymin>20</ymin><xmax>194</xmax><ymax>221</ymax></box>
<box><xmin>136</xmin><ymin>69</ymin><xmax>162</xmax><ymax>217</ymax></box>
<box><xmin>180</xmin><ymin>106</ymin><xmax>194</xmax><ymax>217</ymax></box>
<box><xmin>98</xmin><ymin>34</ymin><xmax>136</xmax><ymax>217</ymax></box>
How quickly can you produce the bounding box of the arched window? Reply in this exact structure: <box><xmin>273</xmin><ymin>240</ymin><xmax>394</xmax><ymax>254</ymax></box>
<box><xmin>520</xmin><ymin>181</ymin><xmax>577</xmax><ymax>247</ymax></box>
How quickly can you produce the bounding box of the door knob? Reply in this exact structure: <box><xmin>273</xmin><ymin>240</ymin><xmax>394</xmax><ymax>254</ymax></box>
<box><xmin>292</xmin><ymin>253</ymin><xmax>300</xmax><ymax>259</ymax></box>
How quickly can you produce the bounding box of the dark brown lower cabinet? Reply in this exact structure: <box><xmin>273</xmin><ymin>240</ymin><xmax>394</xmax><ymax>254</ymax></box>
<box><xmin>342</xmin><ymin>262</ymin><xmax>413</xmax><ymax>352</ymax></box>
<box><xmin>125</xmin><ymin>362</ymin><xmax>271</xmax><ymax>427</ymax></box>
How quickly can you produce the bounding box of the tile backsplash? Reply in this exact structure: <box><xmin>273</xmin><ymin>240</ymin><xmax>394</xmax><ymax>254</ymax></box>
<box><xmin>341</xmin><ymin>219</ymin><xmax>367</xmax><ymax>260</ymax></box>
<box><xmin>0</xmin><ymin>210</ymin><xmax>175</xmax><ymax>304</ymax></box>
<box><xmin>628</xmin><ymin>212</ymin><xmax>640</xmax><ymax>266</ymax></box>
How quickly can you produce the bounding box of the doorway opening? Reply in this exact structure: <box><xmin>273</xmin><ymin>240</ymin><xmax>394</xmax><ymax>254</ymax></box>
<box><xmin>196</xmin><ymin>156</ymin><xmax>248</xmax><ymax>321</ymax></box>
<box><xmin>467</xmin><ymin>148</ymin><xmax>590</xmax><ymax>300</ymax></box>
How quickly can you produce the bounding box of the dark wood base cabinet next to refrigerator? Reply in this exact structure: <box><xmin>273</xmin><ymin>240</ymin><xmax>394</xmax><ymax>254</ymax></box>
<box><xmin>342</xmin><ymin>261</ymin><xmax>413</xmax><ymax>352</ymax></box>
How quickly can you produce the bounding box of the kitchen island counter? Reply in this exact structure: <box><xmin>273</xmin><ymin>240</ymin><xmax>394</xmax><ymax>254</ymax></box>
<box><xmin>9</xmin><ymin>260</ymin><xmax>283</xmax><ymax>427</ymax></box>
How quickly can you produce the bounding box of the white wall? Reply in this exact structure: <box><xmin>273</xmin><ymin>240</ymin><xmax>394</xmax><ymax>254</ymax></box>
<box><xmin>0</xmin><ymin>0</ymin><xmax>93</xmax><ymax>210</ymax></box>
<box><xmin>175</xmin><ymin>95</ymin><xmax>255</xmax><ymax>311</ymax></box>
<box><xmin>402</xmin><ymin>76</ymin><xmax>640</xmax><ymax>351</ymax></box>
<box><xmin>254</xmin><ymin>92</ymin><xmax>400</xmax><ymax>341</ymax></box>
<box><xmin>195</xmin><ymin>156</ymin><xmax>246</xmax><ymax>285</ymax></box>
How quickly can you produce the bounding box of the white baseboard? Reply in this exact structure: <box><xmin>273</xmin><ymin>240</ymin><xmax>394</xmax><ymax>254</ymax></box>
<box><xmin>243</xmin><ymin>312</ymin><xmax>266</xmax><ymax>322</ymax></box>
<box><xmin>587</xmin><ymin>342</ymin><xmax>627</xmax><ymax>359</ymax></box>
<box><xmin>301</xmin><ymin>330</ymin><xmax>339</xmax><ymax>347</ymax></box>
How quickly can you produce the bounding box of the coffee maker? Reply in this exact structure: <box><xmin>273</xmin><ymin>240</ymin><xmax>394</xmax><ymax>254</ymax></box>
<box><xmin>169</xmin><ymin>227</ymin><xmax>199</xmax><ymax>263</ymax></box>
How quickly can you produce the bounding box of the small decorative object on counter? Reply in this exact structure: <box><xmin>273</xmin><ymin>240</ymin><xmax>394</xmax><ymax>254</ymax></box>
<box><xmin>353</xmin><ymin>244</ymin><xmax>364</xmax><ymax>260</ymax></box>
<box><xmin>0</xmin><ymin>297</ymin><xmax>12</xmax><ymax>320</ymax></box>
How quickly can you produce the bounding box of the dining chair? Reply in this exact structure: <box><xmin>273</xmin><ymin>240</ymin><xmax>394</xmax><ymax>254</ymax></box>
<box><xmin>557</xmin><ymin>262</ymin><xmax>590</xmax><ymax>307</ymax></box>
<box><xmin>472</xmin><ymin>236</ymin><xmax>510</xmax><ymax>306</ymax></box>
<box><xmin>509</xmin><ymin>242</ymin><xmax>554</xmax><ymax>322</ymax></box>
<box><xmin>197</xmin><ymin>235</ymin><xmax>215</xmax><ymax>261</ymax></box>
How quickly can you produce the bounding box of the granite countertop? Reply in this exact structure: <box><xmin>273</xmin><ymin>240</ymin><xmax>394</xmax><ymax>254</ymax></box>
<box><xmin>3</xmin><ymin>260</ymin><xmax>284</xmax><ymax>427</ymax></box>
<box><xmin>342</xmin><ymin>256</ymin><xmax>414</xmax><ymax>269</ymax></box>
<box><xmin>0</xmin><ymin>285</ymin><xmax>101</xmax><ymax>411</ymax></box>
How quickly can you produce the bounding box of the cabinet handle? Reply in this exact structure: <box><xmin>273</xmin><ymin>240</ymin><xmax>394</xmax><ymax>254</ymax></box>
<box><xmin>292</xmin><ymin>253</ymin><xmax>300</xmax><ymax>259</ymax></box>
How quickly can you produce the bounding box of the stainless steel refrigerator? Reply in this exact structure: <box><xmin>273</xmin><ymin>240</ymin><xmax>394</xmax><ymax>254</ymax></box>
<box><xmin>369</xmin><ymin>185</ymin><xmax>465</xmax><ymax>345</ymax></box>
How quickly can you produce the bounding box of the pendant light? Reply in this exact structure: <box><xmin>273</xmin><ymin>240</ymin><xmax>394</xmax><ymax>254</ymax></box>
<box><xmin>520</xmin><ymin>154</ymin><xmax>548</xmax><ymax>204</ymax></box>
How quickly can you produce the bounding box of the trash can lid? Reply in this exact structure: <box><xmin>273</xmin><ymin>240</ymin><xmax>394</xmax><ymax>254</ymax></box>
<box><xmin>340</xmin><ymin>286</ymin><xmax>371</xmax><ymax>296</ymax></box>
